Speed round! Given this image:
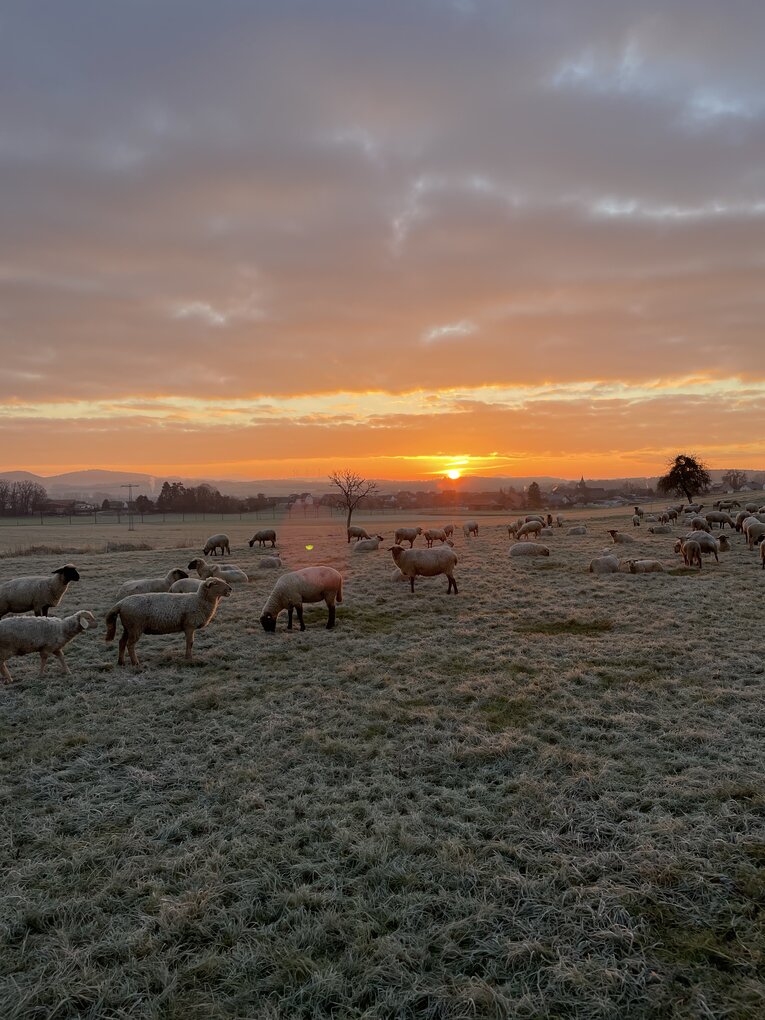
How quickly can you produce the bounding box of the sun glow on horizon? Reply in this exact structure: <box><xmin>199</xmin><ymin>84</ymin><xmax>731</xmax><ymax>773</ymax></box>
<box><xmin>447</xmin><ymin>469</ymin><xmax>461</xmax><ymax>480</ymax></box>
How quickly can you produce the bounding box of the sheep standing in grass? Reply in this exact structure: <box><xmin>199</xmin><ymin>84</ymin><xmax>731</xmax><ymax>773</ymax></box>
<box><xmin>681</xmin><ymin>539</ymin><xmax>702</xmax><ymax>569</ymax></box>
<box><xmin>389</xmin><ymin>545</ymin><xmax>458</xmax><ymax>594</ymax></box>
<box><xmin>705</xmin><ymin>512</ymin><xmax>735</xmax><ymax>529</ymax></box>
<box><xmin>352</xmin><ymin>536</ymin><xmax>385</xmax><ymax>552</ymax></box>
<box><xmin>203</xmin><ymin>534</ymin><xmax>230</xmax><ymax>557</ymax></box>
<box><xmin>394</xmin><ymin>527</ymin><xmax>422</xmax><ymax>548</ymax></box>
<box><xmin>187</xmin><ymin>558</ymin><xmax>249</xmax><ymax>583</ymax></box>
<box><xmin>0</xmin><ymin>565</ymin><xmax>80</xmax><ymax>619</ymax></box>
<box><xmin>463</xmin><ymin>521</ymin><xmax>479</xmax><ymax>538</ymax></box>
<box><xmin>690</xmin><ymin>517</ymin><xmax>712</xmax><ymax>533</ymax></box>
<box><xmin>260</xmin><ymin>566</ymin><xmax>343</xmax><ymax>631</ymax></box>
<box><xmin>248</xmin><ymin>529</ymin><xmax>277</xmax><ymax>548</ymax></box>
<box><xmin>0</xmin><ymin>610</ymin><xmax>96</xmax><ymax>683</ymax></box>
<box><xmin>760</xmin><ymin>542</ymin><xmax>765</xmax><ymax>569</ymax></box>
<box><xmin>347</xmin><ymin>525</ymin><xmax>372</xmax><ymax>543</ymax></box>
<box><xmin>105</xmin><ymin>577</ymin><xmax>232</xmax><ymax>666</ymax></box>
<box><xmin>632</xmin><ymin>514</ymin><xmax>641</xmax><ymax>527</ymax></box>
<box><xmin>443</xmin><ymin>524</ymin><xmax>455</xmax><ymax>538</ymax></box>
<box><xmin>744</xmin><ymin>519</ymin><xmax>765</xmax><ymax>550</ymax></box>
<box><xmin>634</xmin><ymin>506</ymin><xmax>644</xmax><ymax>519</ymax></box>
<box><xmin>517</xmin><ymin>521</ymin><xmax>543</xmax><ymax>540</ymax></box>
<box><xmin>424</xmin><ymin>528</ymin><xmax>450</xmax><ymax>547</ymax></box>
<box><xmin>556</xmin><ymin>516</ymin><xmax>564</xmax><ymax>528</ymax></box>
<box><xmin>116</xmin><ymin>568</ymin><xmax>189</xmax><ymax>601</ymax></box>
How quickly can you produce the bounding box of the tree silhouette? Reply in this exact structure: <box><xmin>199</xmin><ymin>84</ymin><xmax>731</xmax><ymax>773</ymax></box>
<box><xmin>657</xmin><ymin>453</ymin><xmax>711</xmax><ymax>503</ymax></box>
<box><xmin>721</xmin><ymin>469</ymin><xmax>747</xmax><ymax>492</ymax></box>
<box><xmin>328</xmin><ymin>470</ymin><xmax>378</xmax><ymax>535</ymax></box>
<box><xmin>526</xmin><ymin>482</ymin><xmax>542</xmax><ymax>508</ymax></box>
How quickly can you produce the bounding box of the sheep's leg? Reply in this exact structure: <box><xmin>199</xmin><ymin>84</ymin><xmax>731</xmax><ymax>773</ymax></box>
<box><xmin>326</xmin><ymin>602</ymin><xmax>336</xmax><ymax>630</ymax></box>
<box><xmin>185</xmin><ymin>628</ymin><xmax>194</xmax><ymax>661</ymax></box>
<box><xmin>54</xmin><ymin>650</ymin><xmax>69</xmax><ymax>675</ymax></box>
<box><xmin>448</xmin><ymin>575</ymin><xmax>458</xmax><ymax>594</ymax></box>
<box><xmin>1</xmin><ymin>658</ymin><xmax>12</xmax><ymax>683</ymax></box>
<box><xmin>409</xmin><ymin>576</ymin><xmax>415</xmax><ymax>593</ymax></box>
<box><xmin>127</xmin><ymin>637</ymin><xmax>140</xmax><ymax>667</ymax></box>
<box><xmin>39</xmin><ymin>652</ymin><xmax>48</xmax><ymax>674</ymax></box>
<box><xmin>118</xmin><ymin>630</ymin><xmax>128</xmax><ymax>665</ymax></box>
<box><xmin>296</xmin><ymin>604</ymin><xmax>305</xmax><ymax>632</ymax></box>
<box><xmin>287</xmin><ymin>604</ymin><xmax>294</xmax><ymax>630</ymax></box>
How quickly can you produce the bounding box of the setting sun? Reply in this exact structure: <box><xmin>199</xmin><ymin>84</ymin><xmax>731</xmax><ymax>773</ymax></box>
<box><xmin>447</xmin><ymin>469</ymin><xmax>461</xmax><ymax>480</ymax></box>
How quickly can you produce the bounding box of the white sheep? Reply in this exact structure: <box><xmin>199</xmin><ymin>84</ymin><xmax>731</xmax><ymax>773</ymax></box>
<box><xmin>743</xmin><ymin>519</ymin><xmax>765</xmax><ymax>550</ymax></box>
<box><xmin>0</xmin><ymin>564</ymin><xmax>80</xmax><ymax>619</ymax></box>
<box><xmin>690</xmin><ymin>516</ymin><xmax>712</xmax><ymax>533</ymax></box>
<box><xmin>352</xmin><ymin>535</ymin><xmax>385</xmax><ymax>552</ymax></box>
<box><xmin>203</xmin><ymin>533</ymin><xmax>230</xmax><ymax>557</ymax></box>
<box><xmin>394</xmin><ymin>527</ymin><xmax>422</xmax><ymax>547</ymax></box>
<box><xmin>633</xmin><ymin>506</ymin><xmax>644</xmax><ymax>518</ymax></box>
<box><xmin>705</xmin><ymin>511</ymin><xmax>735</xmax><ymax>529</ymax></box>
<box><xmin>105</xmin><ymin>577</ymin><xmax>232</xmax><ymax>666</ymax></box>
<box><xmin>567</xmin><ymin>526</ymin><xmax>587</xmax><ymax>536</ymax></box>
<box><xmin>509</xmin><ymin>543</ymin><xmax>550</xmax><ymax>558</ymax></box>
<box><xmin>516</xmin><ymin>521</ymin><xmax>543</xmax><ymax>540</ymax></box>
<box><xmin>589</xmin><ymin>554</ymin><xmax>619</xmax><ymax>575</ymax></box>
<box><xmin>648</xmin><ymin>525</ymin><xmax>672</xmax><ymax>535</ymax></box>
<box><xmin>347</xmin><ymin>525</ymin><xmax>372</xmax><ymax>543</ymax></box>
<box><xmin>0</xmin><ymin>610</ymin><xmax>96</xmax><ymax>683</ymax></box>
<box><xmin>248</xmin><ymin>529</ymin><xmax>277</xmax><ymax>548</ymax></box>
<box><xmin>681</xmin><ymin>539</ymin><xmax>702</xmax><ymax>569</ymax></box>
<box><xmin>187</xmin><ymin>558</ymin><xmax>249</xmax><ymax>583</ymax></box>
<box><xmin>116</xmin><ymin>568</ymin><xmax>189</xmax><ymax>601</ymax></box>
<box><xmin>257</xmin><ymin>556</ymin><xmax>282</xmax><ymax>569</ymax></box>
<box><xmin>556</xmin><ymin>516</ymin><xmax>564</xmax><ymax>528</ymax></box>
<box><xmin>524</xmin><ymin>515</ymin><xmax>545</xmax><ymax>525</ymax></box>
<box><xmin>627</xmin><ymin>559</ymin><xmax>666</xmax><ymax>574</ymax></box>
<box><xmin>632</xmin><ymin>514</ymin><xmax>641</xmax><ymax>527</ymax></box>
<box><xmin>443</xmin><ymin>524</ymin><xmax>455</xmax><ymax>538</ymax></box>
<box><xmin>539</xmin><ymin>527</ymin><xmax>554</xmax><ymax>537</ymax></box>
<box><xmin>169</xmin><ymin>578</ymin><xmax>203</xmax><ymax>593</ymax></box>
<box><xmin>389</xmin><ymin>545</ymin><xmax>458</xmax><ymax>593</ymax></box>
<box><xmin>463</xmin><ymin>521</ymin><xmax>479</xmax><ymax>538</ymax></box>
<box><xmin>607</xmin><ymin>530</ymin><xmax>634</xmax><ymax>545</ymax></box>
<box><xmin>260</xmin><ymin>566</ymin><xmax>343</xmax><ymax>631</ymax></box>
<box><xmin>675</xmin><ymin>533</ymin><xmax>727</xmax><ymax>563</ymax></box>
<box><xmin>423</xmin><ymin>528</ymin><xmax>450</xmax><ymax>547</ymax></box>
<box><xmin>507</xmin><ymin>522</ymin><xmax>519</xmax><ymax>538</ymax></box>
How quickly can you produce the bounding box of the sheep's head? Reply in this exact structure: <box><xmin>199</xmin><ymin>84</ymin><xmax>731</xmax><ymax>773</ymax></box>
<box><xmin>248</xmin><ymin>539</ymin><xmax>255</xmax><ymax>547</ymax></box>
<box><xmin>171</xmin><ymin>569</ymin><xmax>189</xmax><ymax>582</ymax></box>
<box><xmin>54</xmin><ymin>564</ymin><xmax>80</xmax><ymax>583</ymax></box>
<box><xmin>389</xmin><ymin>546</ymin><xmax>404</xmax><ymax>562</ymax></box>
<box><xmin>187</xmin><ymin>558</ymin><xmax>205</xmax><ymax>571</ymax></box>
<box><xmin>260</xmin><ymin>612</ymin><xmax>277</xmax><ymax>632</ymax></box>
<box><xmin>627</xmin><ymin>560</ymin><xmax>637</xmax><ymax>574</ymax></box>
<box><xmin>76</xmin><ymin>610</ymin><xmax>97</xmax><ymax>630</ymax></box>
<box><xmin>375</xmin><ymin>535</ymin><xmax>384</xmax><ymax>541</ymax></box>
<box><xmin>607</xmin><ymin>530</ymin><xmax>618</xmax><ymax>541</ymax></box>
<box><xmin>202</xmin><ymin>577</ymin><xmax>232</xmax><ymax>599</ymax></box>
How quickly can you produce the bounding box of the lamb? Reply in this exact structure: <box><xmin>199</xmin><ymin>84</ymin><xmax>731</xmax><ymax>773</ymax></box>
<box><xmin>169</xmin><ymin>578</ymin><xmax>202</xmax><ymax>593</ymax></box>
<box><xmin>347</xmin><ymin>525</ymin><xmax>372</xmax><ymax>543</ymax></box>
<box><xmin>648</xmin><ymin>525</ymin><xmax>672</xmax><ymax>534</ymax></box>
<box><xmin>248</xmin><ymin>529</ymin><xmax>277</xmax><ymax>548</ymax></box>
<box><xmin>627</xmin><ymin>559</ymin><xmax>666</xmax><ymax>574</ymax></box>
<box><xmin>0</xmin><ymin>610</ymin><xmax>96</xmax><ymax>683</ymax></box>
<box><xmin>681</xmin><ymin>539</ymin><xmax>702</xmax><ymax>569</ymax></box>
<box><xmin>187</xmin><ymin>558</ymin><xmax>249</xmax><ymax>583</ymax></box>
<box><xmin>424</xmin><ymin>528</ymin><xmax>450</xmax><ymax>547</ymax></box>
<box><xmin>517</xmin><ymin>521</ymin><xmax>543</xmax><ymax>540</ymax></box>
<box><xmin>443</xmin><ymin>524</ymin><xmax>455</xmax><ymax>538</ymax></box>
<box><xmin>105</xmin><ymin>577</ymin><xmax>232</xmax><ymax>665</ymax></box>
<box><xmin>260</xmin><ymin>566</ymin><xmax>343</xmax><ymax>631</ymax></box>
<box><xmin>607</xmin><ymin>530</ymin><xmax>635</xmax><ymax>545</ymax></box>
<box><xmin>509</xmin><ymin>543</ymin><xmax>550</xmax><ymax>558</ymax></box>
<box><xmin>0</xmin><ymin>564</ymin><xmax>80</xmax><ymax>619</ymax></box>
<box><xmin>394</xmin><ymin>526</ymin><xmax>422</xmax><ymax>547</ymax></box>
<box><xmin>257</xmin><ymin>556</ymin><xmax>282</xmax><ymax>569</ymax></box>
<box><xmin>203</xmin><ymin>533</ymin><xmax>230</xmax><ymax>557</ymax></box>
<box><xmin>352</xmin><ymin>535</ymin><xmax>385</xmax><ymax>552</ymax></box>
<box><xmin>463</xmin><ymin>521</ymin><xmax>479</xmax><ymax>538</ymax></box>
<box><xmin>567</xmin><ymin>526</ymin><xmax>587</xmax><ymax>536</ymax></box>
<box><xmin>589</xmin><ymin>554</ymin><xmax>619</xmax><ymax>575</ymax></box>
<box><xmin>632</xmin><ymin>514</ymin><xmax>641</xmax><ymax>527</ymax></box>
<box><xmin>116</xmin><ymin>568</ymin><xmax>189</xmax><ymax>601</ymax></box>
<box><xmin>389</xmin><ymin>545</ymin><xmax>458</xmax><ymax>594</ymax></box>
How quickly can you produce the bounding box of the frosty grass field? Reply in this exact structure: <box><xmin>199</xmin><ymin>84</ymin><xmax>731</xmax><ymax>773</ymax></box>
<box><xmin>1</xmin><ymin>505</ymin><xmax>763</xmax><ymax>1019</ymax></box>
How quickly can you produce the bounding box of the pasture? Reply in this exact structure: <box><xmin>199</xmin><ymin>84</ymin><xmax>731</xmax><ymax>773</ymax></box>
<box><xmin>1</xmin><ymin>506</ymin><xmax>763</xmax><ymax>1018</ymax></box>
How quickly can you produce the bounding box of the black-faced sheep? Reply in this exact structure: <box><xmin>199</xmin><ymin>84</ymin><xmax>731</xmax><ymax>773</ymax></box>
<box><xmin>0</xmin><ymin>564</ymin><xmax>80</xmax><ymax>619</ymax></box>
<box><xmin>203</xmin><ymin>534</ymin><xmax>231</xmax><ymax>557</ymax></box>
<box><xmin>248</xmin><ymin>529</ymin><xmax>277</xmax><ymax>548</ymax></box>
<box><xmin>260</xmin><ymin>566</ymin><xmax>343</xmax><ymax>631</ymax></box>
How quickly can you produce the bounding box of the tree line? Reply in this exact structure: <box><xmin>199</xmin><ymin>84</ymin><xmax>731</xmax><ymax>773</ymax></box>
<box><xmin>0</xmin><ymin>479</ymin><xmax>48</xmax><ymax>516</ymax></box>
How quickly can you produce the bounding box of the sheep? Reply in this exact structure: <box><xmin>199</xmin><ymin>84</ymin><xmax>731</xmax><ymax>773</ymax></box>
<box><xmin>744</xmin><ymin>519</ymin><xmax>765</xmax><ymax>550</ymax></box>
<box><xmin>761</xmin><ymin>542</ymin><xmax>765</xmax><ymax>569</ymax></box>
<box><xmin>352</xmin><ymin>535</ymin><xmax>385</xmax><ymax>552</ymax></box>
<box><xmin>633</xmin><ymin>506</ymin><xmax>644</xmax><ymax>518</ymax></box>
<box><xmin>509</xmin><ymin>543</ymin><xmax>550</xmax><ymax>558</ymax></box>
<box><xmin>685</xmin><ymin>503</ymin><xmax>704</xmax><ymax>514</ymax></box>
<box><xmin>690</xmin><ymin>516</ymin><xmax>712</xmax><ymax>533</ymax></box>
<box><xmin>607</xmin><ymin>530</ymin><xmax>634</xmax><ymax>545</ymax></box>
<box><xmin>675</xmin><ymin>533</ymin><xmax>726</xmax><ymax>562</ymax></box>
<box><xmin>248</xmin><ymin>529</ymin><xmax>277</xmax><ymax>548</ymax></box>
<box><xmin>517</xmin><ymin>521</ymin><xmax>543</xmax><ymax>540</ymax></box>
<box><xmin>589</xmin><ymin>554</ymin><xmax>619</xmax><ymax>575</ymax></box>
<box><xmin>105</xmin><ymin>577</ymin><xmax>232</xmax><ymax>666</ymax></box>
<box><xmin>682</xmin><ymin>539</ymin><xmax>702</xmax><ymax>569</ymax></box>
<box><xmin>539</xmin><ymin>527</ymin><xmax>554</xmax><ymax>537</ymax></box>
<box><xmin>443</xmin><ymin>524</ymin><xmax>455</xmax><ymax>538</ymax></box>
<box><xmin>666</xmin><ymin>509</ymin><xmax>678</xmax><ymax>523</ymax></box>
<box><xmin>203</xmin><ymin>533</ymin><xmax>230</xmax><ymax>557</ymax></box>
<box><xmin>257</xmin><ymin>556</ymin><xmax>282</xmax><ymax>569</ymax></box>
<box><xmin>116</xmin><ymin>568</ymin><xmax>189</xmax><ymax>601</ymax></box>
<box><xmin>187</xmin><ymin>558</ymin><xmax>249</xmax><ymax>583</ymax></box>
<box><xmin>745</xmin><ymin>503</ymin><xmax>759</xmax><ymax>513</ymax></box>
<box><xmin>659</xmin><ymin>513</ymin><xmax>670</xmax><ymax>525</ymax></box>
<box><xmin>260</xmin><ymin>566</ymin><xmax>343</xmax><ymax>631</ymax></box>
<box><xmin>347</xmin><ymin>525</ymin><xmax>372</xmax><ymax>543</ymax></box>
<box><xmin>567</xmin><ymin>526</ymin><xmax>587</xmax><ymax>536</ymax></box>
<box><xmin>627</xmin><ymin>559</ymin><xmax>666</xmax><ymax>574</ymax></box>
<box><xmin>632</xmin><ymin>514</ymin><xmax>641</xmax><ymax>527</ymax></box>
<box><xmin>389</xmin><ymin>545</ymin><xmax>458</xmax><ymax>594</ymax></box>
<box><xmin>507</xmin><ymin>522</ymin><xmax>520</xmax><ymax>538</ymax></box>
<box><xmin>556</xmin><ymin>516</ymin><xmax>564</xmax><ymax>528</ymax></box>
<box><xmin>705</xmin><ymin>511</ymin><xmax>736</xmax><ymax>529</ymax></box>
<box><xmin>394</xmin><ymin>526</ymin><xmax>422</xmax><ymax>548</ymax></box>
<box><xmin>643</xmin><ymin>514</ymin><xmax>658</xmax><ymax>523</ymax></box>
<box><xmin>0</xmin><ymin>610</ymin><xmax>96</xmax><ymax>683</ymax></box>
<box><xmin>648</xmin><ymin>525</ymin><xmax>672</xmax><ymax>534</ymax></box>
<box><xmin>463</xmin><ymin>521</ymin><xmax>479</xmax><ymax>538</ymax></box>
<box><xmin>736</xmin><ymin>511</ymin><xmax>752</xmax><ymax>532</ymax></box>
<box><xmin>169</xmin><ymin>578</ymin><xmax>203</xmax><ymax>593</ymax></box>
<box><xmin>524</xmin><ymin>515</ymin><xmax>546</xmax><ymax>525</ymax></box>
<box><xmin>0</xmin><ymin>564</ymin><xmax>80</xmax><ymax>619</ymax></box>
<box><xmin>424</xmin><ymin>528</ymin><xmax>450</xmax><ymax>547</ymax></box>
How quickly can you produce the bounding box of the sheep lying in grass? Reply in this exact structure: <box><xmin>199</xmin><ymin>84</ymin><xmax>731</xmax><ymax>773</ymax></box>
<box><xmin>187</xmin><ymin>558</ymin><xmax>249</xmax><ymax>583</ymax></box>
<box><xmin>203</xmin><ymin>533</ymin><xmax>230</xmax><ymax>557</ymax></box>
<box><xmin>390</xmin><ymin>545</ymin><xmax>458</xmax><ymax>594</ymax></box>
<box><xmin>463</xmin><ymin>521</ymin><xmax>479</xmax><ymax>538</ymax></box>
<box><xmin>627</xmin><ymin>559</ymin><xmax>666</xmax><ymax>574</ymax></box>
<box><xmin>260</xmin><ymin>566</ymin><xmax>343</xmax><ymax>631</ymax></box>
<box><xmin>248</xmin><ymin>529</ymin><xmax>277</xmax><ymax>548</ymax></box>
<box><xmin>567</xmin><ymin>526</ymin><xmax>586</xmax><ymax>536</ymax></box>
<box><xmin>347</xmin><ymin>525</ymin><xmax>372</xmax><ymax>543</ymax></box>
<box><xmin>352</xmin><ymin>536</ymin><xmax>385</xmax><ymax>552</ymax></box>
<box><xmin>116</xmin><ymin>568</ymin><xmax>189</xmax><ymax>601</ymax></box>
<box><xmin>648</xmin><ymin>525</ymin><xmax>672</xmax><ymax>535</ymax></box>
<box><xmin>257</xmin><ymin>556</ymin><xmax>282</xmax><ymax>569</ymax></box>
<box><xmin>0</xmin><ymin>564</ymin><xmax>80</xmax><ymax>619</ymax></box>
<box><xmin>394</xmin><ymin>526</ymin><xmax>422</xmax><ymax>547</ymax></box>
<box><xmin>0</xmin><ymin>610</ymin><xmax>96</xmax><ymax>683</ymax></box>
<box><xmin>589</xmin><ymin>554</ymin><xmax>619</xmax><ymax>575</ymax></box>
<box><xmin>607</xmin><ymin>530</ymin><xmax>634</xmax><ymax>545</ymax></box>
<box><xmin>509</xmin><ymin>543</ymin><xmax>550</xmax><ymax>558</ymax></box>
<box><xmin>105</xmin><ymin>577</ymin><xmax>232</xmax><ymax>666</ymax></box>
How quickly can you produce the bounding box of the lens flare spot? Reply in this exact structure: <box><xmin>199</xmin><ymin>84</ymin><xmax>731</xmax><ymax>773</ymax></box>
<box><xmin>305</xmin><ymin>544</ymin><xmax>314</xmax><ymax>550</ymax></box>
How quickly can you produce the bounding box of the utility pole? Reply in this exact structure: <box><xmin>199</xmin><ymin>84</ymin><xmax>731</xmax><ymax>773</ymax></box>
<box><xmin>121</xmin><ymin>484</ymin><xmax>139</xmax><ymax>532</ymax></box>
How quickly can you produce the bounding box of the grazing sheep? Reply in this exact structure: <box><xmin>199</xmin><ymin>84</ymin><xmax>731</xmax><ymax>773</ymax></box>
<box><xmin>352</xmin><ymin>535</ymin><xmax>385</xmax><ymax>552</ymax></box>
<box><xmin>260</xmin><ymin>566</ymin><xmax>343</xmax><ymax>631</ymax></box>
<box><xmin>394</xmin><ymin>526</ymin><xmax>422</xmax><ymax>548</ymax></box>
<box><xmin>0</xmin><ymin>564</ymin><xmax>80</xmax><ymax>619</ymax></box>
<box><xmin>105</xmin><ymin>577</ymin><xmax>232</xmax><ymax>666</ymax></box>
<box><xmin>116</xmin><ymin>568</ymin><xmax>189</xmax><ymax>601</ymax></box>
<box><xmin>666</xmin><ymin>510</ymin><xmax>678</xmax><ymax>523</ymax></box>
<box><xmin>627</xmin><ymin>559</ymin><xmax>666</xmax><ymax>574</ymax></box>
<box><xmin>389</xmin><ymin>545</ymin><xmax>458</xmax><ymax>594</ymax></box>
<box><xmin>248</xmin><ymin>529</ymin><xmax>277</xmax><ymax>548</ymax></box>
<box><xmin>690</xmin><ymin>516</ymin><xmax>712</xmax><ymax>533</ymax></box>
<box><xmin>705</xmin><ymin>511</ymin><xmax>736</xmax><ymax>529</ymax></box>
<box><xmin>187</xmin><ymin>558</ymin><xmax>249</xmax><ymax>583</ymax></box>
<box><xmin>203</xmin><ymin>533</ymin><xmax>230</xmax><ymax>557</ymax></box>
<box><xmin>634</xmin><ymin>506</ymin><xmax>644</xmax><ymax>518</ymax></box>
<box><xmin>443</xmin><ymin>524</ymin><xmax>455</xmax><ymax>538</ymax></box>
<box><xmin>169</xmin><ymin>578</ymin><xmax>202</xmax><ymax>593</ymax></box>
<box><xmin>509</xmin><ymin>543</ymin><xmax>550</xmax><ymax>558</ymax></box>
<box><xmin>589</xmin><ymin>554</ymin><xmax>619</xmax><ymax>575</ymax></box>
<box><xmin>424</xmin><ymin>528</ymin><xmax>450</xmax><ymax>547</ymax></box>
<box><xmin>257</xmin><ymin>556</ymin><xmax>282</xmax><ymax>569</ymax></box>
<box><xmin>556</xmin><ymin>516</ymin><xmax>564</xmax><ymax>528</ymax></box>
<box><xmin>507</xmin><ymin>522</ymin><xmax>520</xmax><ymax>538</ymax></box>
<box><xmin>0</xmin><ymin>610</ymin><xmax>96</xmax><ymax>683</ymax></box>
<box><xmin>682</xmin><ymin>539</ymin><xmax>703</xmax><ymax>569</ymax></box>
<box><xmin>567</xmin><ymin>526</ymin><xmax>587</xmax><ymax>536</ymax></box>
<box><xmin>648</xmin><ymin>525</ymin><xmax>672</xmax><ymax>534</ymax></box>
<box><xmin>347</xmin><ymin>525</ymin><xmax>371</xmax><ymax>543</ymax></box>
<box><xmin>463</xmin><ymin>521</ymin><xmax>479</xmax><ymax>538</ymax></box>
<box><xmin>735</xmin><ymin>511</ymin><xmax>752</xmax><ymax>532</ymax></box>
<box><xmin>517</xmin><ymin>521</ymin><xmax>543</xmax><ymax>540</ymax></box>
<box><xmin>675</xmin><ymin>533</ymin><xmax>725</xmax><ymax>562</ymax></box>
<box><xmin>744</xmin><ymin>519</ymin><xmax>765</xmax><ymax>550</ymax></box>
<box><xmin>685</xmin><ymin>503</ymin><xmax>704</xmax><ymax>514</ymax></box>
<box><xmin>607</xmin><ymin>530</ymin><xmax>635</xmax><ymax>545</ymax></box>
<box><xmin>659</xmin><ymin>514</ymin><xmax>670</xmax><ymax>525</ymax></box>
<box><xmin>745</xmin><ymin>503</ymin><xmax>758</xmax><ymax>514</ymax></box>
<box><xmin>632</xmin><ymin>514</ymin><xmax>641</xmax><ymax>527</ymax></box>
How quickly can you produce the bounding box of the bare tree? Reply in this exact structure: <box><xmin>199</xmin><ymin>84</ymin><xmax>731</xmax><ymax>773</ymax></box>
<box><xmin>721</xmin><ymin>469</ymin><xmax>747</xmax><ymax>492</ymax></box>
<box><xmin>328</xmin><ymin>470</ymin><xmax>378</xmax><ymax>535</ymax></box>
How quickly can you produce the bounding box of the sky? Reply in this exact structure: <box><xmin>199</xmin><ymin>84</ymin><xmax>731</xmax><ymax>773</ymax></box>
<box><xmin>2</xmin><ymin>0</ymin><xmax>764</xmax><ymax>482</ymax></box>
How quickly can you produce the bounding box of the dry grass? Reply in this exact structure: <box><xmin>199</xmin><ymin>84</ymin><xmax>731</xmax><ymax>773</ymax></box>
<box><xmin>0</xmin><ymin>506</ymin><xmax>763</xmax><ymax>1018</ymax></box>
